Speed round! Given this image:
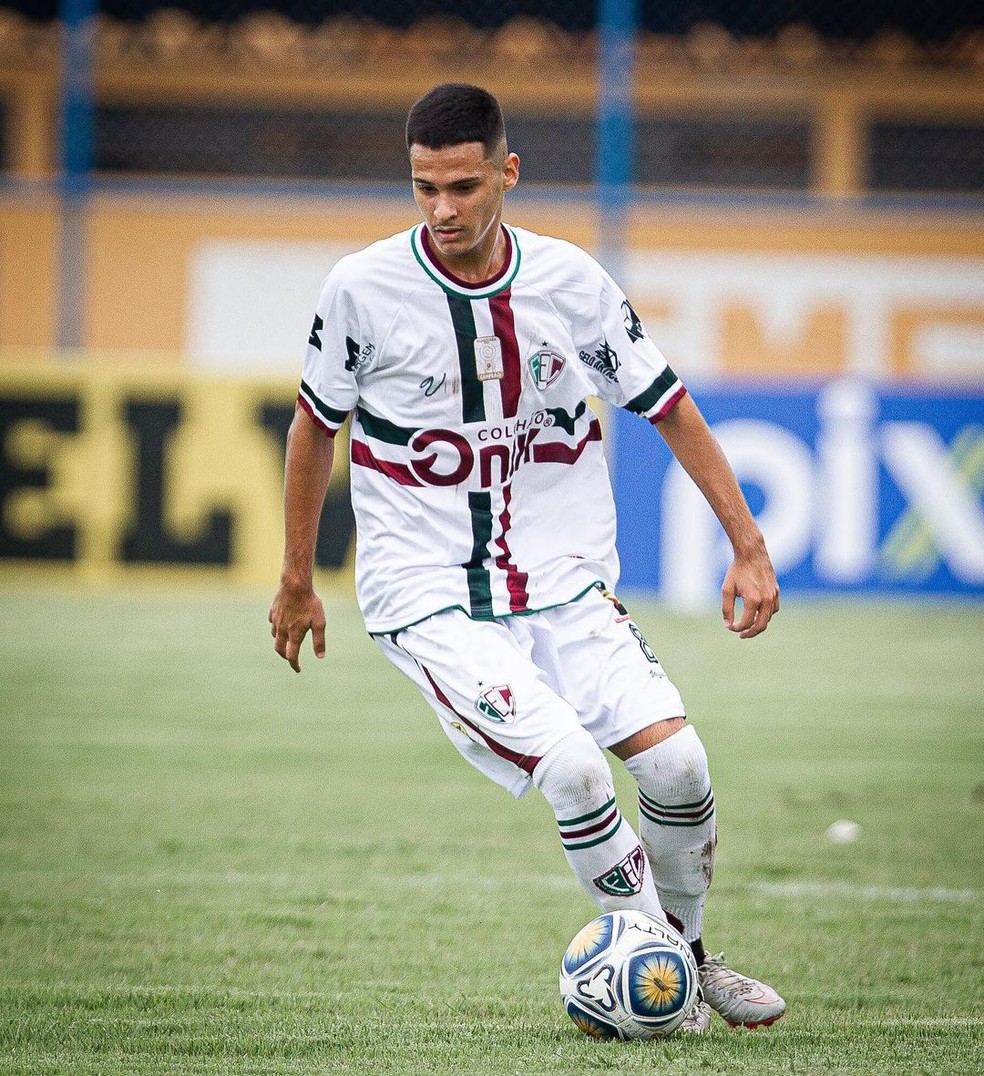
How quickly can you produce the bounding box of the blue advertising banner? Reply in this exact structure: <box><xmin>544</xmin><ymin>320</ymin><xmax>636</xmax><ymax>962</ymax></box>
<box><xmin>612</xmin><ymin>379</ymin><xmax>984</xmax><ymax>603</ymax></box>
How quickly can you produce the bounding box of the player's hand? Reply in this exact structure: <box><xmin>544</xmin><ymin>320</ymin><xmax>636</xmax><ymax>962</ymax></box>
<box><xmin>721</xmin><ymin>545</ymin><xmax>780</xmax><ymax>639</ymax></box>
<box><xmin>269</xmin><ymin>582</ymin><xmax>326</xmax><ymax>673</ymax></box>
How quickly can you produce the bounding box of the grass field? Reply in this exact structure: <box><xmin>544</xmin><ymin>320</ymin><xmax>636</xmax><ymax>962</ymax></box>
<box><xmin>0</xmin><ymin>587</ymin><xmax>981</xmax><ymax>1075</ymax></box>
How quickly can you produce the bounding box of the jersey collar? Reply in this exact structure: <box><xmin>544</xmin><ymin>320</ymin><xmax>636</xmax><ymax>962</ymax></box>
<box><xmin>411</xmin><ymin>223</ymin><xmax>521</xmax><ymax>300</ymax></box>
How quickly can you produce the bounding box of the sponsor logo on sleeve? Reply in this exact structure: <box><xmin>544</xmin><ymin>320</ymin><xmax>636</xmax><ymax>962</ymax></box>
<box><xmin>578</xmin><ymin>340</ymin><xmax>620</xmax><ymax>382</ymax></box>
<box><xmin>622</xmin><ymin>300</ymin><xmax>645</xmax><ymax>343</ymax></box>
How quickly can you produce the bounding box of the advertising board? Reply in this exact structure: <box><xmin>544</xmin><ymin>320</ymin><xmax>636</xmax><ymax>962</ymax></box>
<box><xmin>614</xmin><ymin>378</ymin><xmax>984</xmax><ymax>604</ymax></box>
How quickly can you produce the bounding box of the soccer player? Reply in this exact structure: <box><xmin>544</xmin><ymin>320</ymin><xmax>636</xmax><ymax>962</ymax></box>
<box><xmin>270</xmin><ymin>83</ymin><xmax>785</xmax><ymax>1034</ymax></box>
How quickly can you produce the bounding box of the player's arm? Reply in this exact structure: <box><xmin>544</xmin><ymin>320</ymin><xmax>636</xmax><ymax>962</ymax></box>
<box><xmin>656</xmin><ymin>393</ymin><xmax>779</xmax><ymax>639</ymax></box>
<box><xmin>269</xmin><ymin>404</ymin><xmax>334</xmax><ymax>671</ymax></box>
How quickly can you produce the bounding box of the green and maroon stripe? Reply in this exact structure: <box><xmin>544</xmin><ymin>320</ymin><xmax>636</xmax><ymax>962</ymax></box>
<box><xmin>625</xmin><ymin>366</ymin><xmax>687</xmax><ymax>424</ymax></box>
<box><xmin>446</xmin><ymin>296</ymin><xmax>487</xmax><ymax>424</ymax></box>
<box><xmin>639</xmin><ymin>787</ymin><xmax>714</xmax><ymax>828</ymax></box>
<box><xmin>488</xmin><ymin>288</ymin><xmax>522</xmax><ymax>419</ymax></box>
<box><xmin>558</xmin><ymin>797</ymin><xmax>623</xmax><ymax>850</ymax></box>
<box><xmin>297</xmin><ymin>378</ymin><xmax>349</xmax><ymax>436</ymax></box>
<box><xmin>492</xmin><ymin>483</ymin><xmax>529</xmax><ymax>612</ymax></box>
<box><xmin>532</xmin><ymin>418</ymin><xmax>602</xmax><ymax>465</ymax></box>
<box><xmin>349</xmin><ymin>439</ymin><xmax>421</xmax><ymax>486</ymax></box>
<box><xmin>356</xmin><ymin>405</ymin><xmax>417</xmax><ymax>445</ymax></box>
<box><xmin>464</xmin><ymin>490</ymin><xmax>494</xmax><ymax>619</ymax></box>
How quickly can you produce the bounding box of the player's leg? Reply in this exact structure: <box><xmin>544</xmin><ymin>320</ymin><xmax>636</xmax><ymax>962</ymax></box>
<box><xmin>613</xmin><ymin>720</ymin><xmax>785</xmax><ymax>1028</ymax></box>
<box><xmin>611</xmin><ymin>719</ymin><xmax>716</xmax><ymax>950</ymax></box>
<box><xmin>375</xmin><ymin>609</ymin><xmax>668</xmax><ymax>923</ymax></box>
<box><xmin>550</xmin><ymin>585</ymin><xmax>785</xmax><ymax>1028</ymax></box>
<box><xmin>531</xmin><ymin>726</ymin><xmax>667</xmax><ymax>918</ymax></box>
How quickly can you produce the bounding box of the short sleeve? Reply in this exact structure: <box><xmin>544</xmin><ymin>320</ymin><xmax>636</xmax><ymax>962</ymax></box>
<box><xmin>296</xmin><ymin>263</ymin><xmax>365</xmax><ymax>437</ymax></box>
<box><xmin>572</xmin><ymin>263</ymin><xmax>687</xmax><ymax>424</ymax></box>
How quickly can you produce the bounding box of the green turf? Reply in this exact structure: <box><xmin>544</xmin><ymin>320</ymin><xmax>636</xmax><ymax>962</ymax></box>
<box><xmin>0</xmin><ymin>587</ymin><xmax>981</xmax><ymax>1074</ymax></box>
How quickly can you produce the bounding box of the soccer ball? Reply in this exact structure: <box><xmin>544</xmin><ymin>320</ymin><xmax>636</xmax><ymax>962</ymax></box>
<box><xmin>559</xmin><ymin>909</ymin><xmax>699</xmax><ymax>1040</ymax></box>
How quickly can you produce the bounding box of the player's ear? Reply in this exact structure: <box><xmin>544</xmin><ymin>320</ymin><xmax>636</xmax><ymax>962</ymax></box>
<box><xmin>503</xmin><ymin>152</ymin><xmax>520</xmax><ymax>192</ymax></box>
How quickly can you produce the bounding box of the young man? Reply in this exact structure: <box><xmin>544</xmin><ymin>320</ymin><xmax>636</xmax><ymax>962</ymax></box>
<box><xmin>270</xmin><ymin>83</ymin><xmax>784</xmax><ymax>1034</ymax></box>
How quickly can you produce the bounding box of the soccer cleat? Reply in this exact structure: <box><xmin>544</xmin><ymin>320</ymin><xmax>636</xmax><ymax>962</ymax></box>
<box><xmin>698</xmin><ymin>953</ymin><xmax>786</xmax><ymax>1028</ymax></box>
<box><xmin>677</xmin><ymin>990</ymin><xmax>713</xmax><ymax>1034</ymax></box>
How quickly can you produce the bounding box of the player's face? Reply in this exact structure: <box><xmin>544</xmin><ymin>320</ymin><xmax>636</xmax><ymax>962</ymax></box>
<box><xmin>410</xmin><ymin>141</ymin><xmax>520</xmax><ymax>277</ymax></box>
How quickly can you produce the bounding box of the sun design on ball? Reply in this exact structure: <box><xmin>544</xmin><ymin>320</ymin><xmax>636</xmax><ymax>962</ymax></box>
<box><xmin>632</xmin><ymin>954</ymin><xmax>685</xmax><ymax>1013</ymax></box>
<box><xmin>567</xmin><ymin>919</ymin><xmax>610</xmax><ymax>963</ymax></box>
<box><xmin>571</xmin><ymin>1012</ymin><xmax>615</xmax><ymax>1040</ymax></box>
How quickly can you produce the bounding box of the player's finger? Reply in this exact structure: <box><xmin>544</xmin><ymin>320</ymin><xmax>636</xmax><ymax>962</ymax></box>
<box><xmin>739</xmin><ymin>603</ymin><xmax>771</xmax><ymax>639</ymax></box>
<box><xmin>285</xmin><ymin>634</ymin><xmax>302</xmax><ymax>673</ymax></box>
<box><xmin>730</xmin><ymin>592</ymin><xmax>762</xmax><ymax>633</ymax></box>
<box><xmin>721</xmin><ymin>581</ymin><xmax>737</xmax><ymax>629</ymax></box>
<box><xmin>312</xmin><ymin>620</ymin><xmax>326</xmax><ymax>660</ymax></box>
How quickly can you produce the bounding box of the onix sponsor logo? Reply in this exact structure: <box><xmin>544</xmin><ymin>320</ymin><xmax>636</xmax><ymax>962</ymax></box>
<box><xmin>409</xmin><ymin>411</ymin><xmax>553</xmax><ymax>488</ymax></box>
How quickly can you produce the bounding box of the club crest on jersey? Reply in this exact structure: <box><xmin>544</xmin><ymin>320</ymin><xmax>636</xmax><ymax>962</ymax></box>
<box><xmin>476</xmin><ymin>684</ymin><xmax>515</xmax><ymax>722</ymax></box>
<box><xmin>474</xmin><ymin>336</ymin><xmax>504</xmax><ymax>381</ymax></box>
<box><xmin>593</xmin><ymin>845</ymin><xmax>647</xmax><ymax>897</ymax></box>
<box><xmin>528</xmin><ymin>345</ymin><xmax>566</xmax><ymax>390</ymax></box>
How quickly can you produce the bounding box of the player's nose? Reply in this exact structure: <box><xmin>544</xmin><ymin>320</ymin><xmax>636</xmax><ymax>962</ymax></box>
<box><xmin>433</xmin><ymin>195</ymin><xmax>457</xmax><ymax>222</ymax></box>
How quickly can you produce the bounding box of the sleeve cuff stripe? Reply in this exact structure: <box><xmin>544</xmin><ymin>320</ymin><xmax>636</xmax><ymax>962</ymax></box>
<box><xmin>298</xmin><ymin>380</ymin><xmax>348</xmax><ymax>428</ymax></box>
<box><xmin>647</xmin><ymin>384</ymin><xmax>688</xmax><ymax>424</ymax></box>
<box><xmin>297</xmin><ymin>393</ymin><xmax>341</xmax><ymax>437</ymax></box>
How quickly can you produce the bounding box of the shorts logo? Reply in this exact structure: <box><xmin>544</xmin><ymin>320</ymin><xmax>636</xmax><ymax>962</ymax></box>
<box><xmin>476</xmin><ymin>684</ymin><xmax>515</xmax><ymax>722</ymax></box>
<box><xmin>593</xmin><ymin>845</ymin><xmax>647</xmax><ymax>897</ymax></box>
<box><xmin>528</xmin><ymin>345</ymin><xmax>566</xmax><ymax>390</ymax></box>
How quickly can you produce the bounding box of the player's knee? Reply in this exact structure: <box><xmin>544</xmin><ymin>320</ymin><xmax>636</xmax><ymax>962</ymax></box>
<box><xmin>533</xmin><ymin>729</ymin><xmax>614</xmax><ymax>815</ymax></box>
<box><xmin>630</xmin><ymin>723</ymin><xmax>711</xmax><ymax>797</ymax></box>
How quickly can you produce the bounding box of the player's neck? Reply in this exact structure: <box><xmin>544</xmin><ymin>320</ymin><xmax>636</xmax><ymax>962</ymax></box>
<box><xmin>426</xmin><ymin>222</ymin><xmax>508</xmax><ymax>285</ymax></box>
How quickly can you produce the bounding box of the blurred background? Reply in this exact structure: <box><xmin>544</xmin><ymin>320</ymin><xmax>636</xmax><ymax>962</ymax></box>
<box><xmin>0</xmin><ymin>0</ymin><xmax>981</xmax><ymax>603</ymax></box>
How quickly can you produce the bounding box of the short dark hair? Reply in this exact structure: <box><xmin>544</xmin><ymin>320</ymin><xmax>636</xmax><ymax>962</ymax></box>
<box><xmin>406</xmin><ymin>83</ymin><xmax>506</xmax><ymax>159</ymax></box>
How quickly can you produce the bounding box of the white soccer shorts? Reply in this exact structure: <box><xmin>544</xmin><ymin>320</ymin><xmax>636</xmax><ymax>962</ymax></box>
<box><xmin>375</xmin><ymin>584</ymin><xmax>686</xmax><ymax>798</ymax></box>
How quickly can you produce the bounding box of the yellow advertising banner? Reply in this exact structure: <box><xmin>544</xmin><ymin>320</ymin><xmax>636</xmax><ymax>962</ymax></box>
<box><xmin>0</xmin><ymin>364</ymin><xmax>354</xmax><ymax>588</ymax></box>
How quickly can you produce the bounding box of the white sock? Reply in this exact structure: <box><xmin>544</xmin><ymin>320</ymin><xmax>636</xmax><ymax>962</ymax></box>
<box><xmin>534</xmin><ymin>731</ymin><xmax>666</xmax><ymax>920</ymax></box>
<box><xmin>622</xmin><ymin>724</ymin><xmax>716</xmax><ymax>941</ymax></box>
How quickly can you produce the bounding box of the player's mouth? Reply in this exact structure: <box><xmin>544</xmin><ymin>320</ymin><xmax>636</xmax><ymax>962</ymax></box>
<box><xmin>433</xmin><ymin>227</ymin><xmax>464</xmax><ymax>241</ymax></box>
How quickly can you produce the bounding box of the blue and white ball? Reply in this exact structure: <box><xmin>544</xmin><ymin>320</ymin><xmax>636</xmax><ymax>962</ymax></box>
<box><xmin>559</xmin><ymin>910</ymin><xmax>699</xmax><ymax>1040</ymax></box>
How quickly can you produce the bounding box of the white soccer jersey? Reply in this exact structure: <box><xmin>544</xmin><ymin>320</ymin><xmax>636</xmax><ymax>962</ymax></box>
<box><xmin>298</xmin><ymin>223</ymin><xmax>686</xmax><ymax>634</ymax></box>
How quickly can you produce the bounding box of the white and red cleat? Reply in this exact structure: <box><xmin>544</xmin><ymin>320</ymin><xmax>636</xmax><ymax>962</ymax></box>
<box><xmin>698</xmin><ymin>953</ymin><xmax>786</xmax><ymax>1028</ymax></box>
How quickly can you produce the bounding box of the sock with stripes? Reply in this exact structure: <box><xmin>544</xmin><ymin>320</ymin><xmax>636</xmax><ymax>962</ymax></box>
<box><xmin>622</xmin><ymin>723</ymin><xmax>716</xmax><ymax>942</ymax></box>
<box><xmin>533</xmin><ymin>731</ymin><xmax>667</xmax><ymax>919</ymax></box>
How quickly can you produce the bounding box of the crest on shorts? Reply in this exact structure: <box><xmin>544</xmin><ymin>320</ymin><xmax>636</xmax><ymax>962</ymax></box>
<box><xmin>476</xmin><ymin>684</ymin><xmax>515</xmax><ymax>723</ymax></box>
<box><xmin>593</xmin><ymin>845</ymin><xmax>647</xmax><ymax>897</ymax></box>
<box><xmin>528</xmin><ymin>344</ymin><xmax>566</xmax><ymax>390</ymax></box>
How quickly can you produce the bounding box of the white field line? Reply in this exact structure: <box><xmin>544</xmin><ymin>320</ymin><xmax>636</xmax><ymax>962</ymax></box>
<box><xmin>6</xmin><ymin>870</ymin><xmax>980</xmax><ymax>904</ymax></box>
<box><xmin>749</xmin><ymin>881</ymin><xmax>980</xmax><ymax>904</ymax></box>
